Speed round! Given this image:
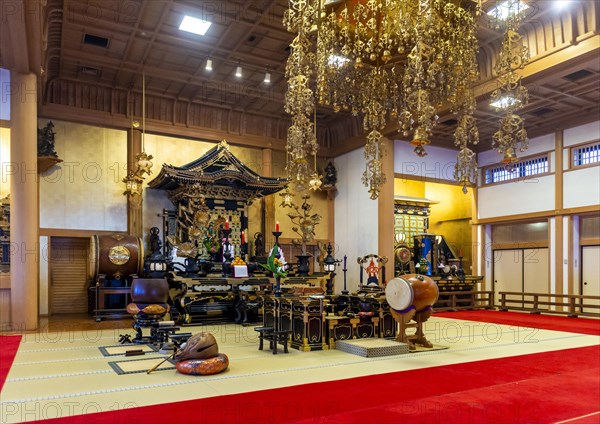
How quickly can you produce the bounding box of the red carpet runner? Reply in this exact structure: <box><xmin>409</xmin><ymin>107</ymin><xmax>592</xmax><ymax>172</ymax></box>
<box><xmin>434</xmin><ymin>310</ymin><xmax>600</xmax><ymax>336</ymax></box>
<box><xmin>2</xmin><ymin>312</ymin><xmax>597</xmax><ymax>424</ymax></box>
<box><xmin>0</xmin><ymin>336</ymin><xmax>22</xmax><ymax>392</ymax></box>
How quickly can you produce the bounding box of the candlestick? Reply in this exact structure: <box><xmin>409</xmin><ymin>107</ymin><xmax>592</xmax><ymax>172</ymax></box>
<box><xmin>222</xmin><ymin>228</ymin><xmax>232</xmax><ymax>277</ymax></box>
<box><xmin>275</xmin><ymin>221</ymin><xmax>279</xmax><ymax>232</ymax></box>
<box><xmin>342</xmin><ymin>255</ymin><xmax>348</xmax><ymax>294</ymax></box>
<box><xmin>225</xmin><ymin>220</ymin><xmax>229</xmax><ymax>230</ymax></box>
<box><xmin>241</xmin><ymin>231</ymin><xmax>245</xmax><ymax>244</ymax></box>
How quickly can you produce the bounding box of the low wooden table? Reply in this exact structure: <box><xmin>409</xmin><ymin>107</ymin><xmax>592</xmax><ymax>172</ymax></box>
<box><xmin>254</xmin><ymin>326</ymin><xmax>291</xmax><ymax>354</ymax></box>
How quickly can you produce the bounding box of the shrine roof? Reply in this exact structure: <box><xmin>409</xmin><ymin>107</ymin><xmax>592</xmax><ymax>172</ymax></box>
<box><xmin>147</xmin><ymin>140</ymin><xmax>288</xmax><ymax>201</ymax></box>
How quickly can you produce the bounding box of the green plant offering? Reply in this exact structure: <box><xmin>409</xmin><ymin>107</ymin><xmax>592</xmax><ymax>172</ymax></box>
<box><xmin>259</xmin><ymin>248</ymin><xmax>288</xmax><ymax>278</ymax></box>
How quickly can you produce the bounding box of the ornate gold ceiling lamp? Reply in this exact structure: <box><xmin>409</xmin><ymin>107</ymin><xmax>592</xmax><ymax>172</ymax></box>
<box><xmin>123</xmin><ymin>71</ymin><xmax>153</xmax><ymax>200</ymax></box>
<box><xmin>489</xmin><ymin>0</ymin><xmax>530</xmax><ymax>169</ymax></box>
<box><xmin>284</xmin><ymin>0</ymin><xmax>481</xmax><ymax>199</ymax></box>
<box><xmin>453</xmin><ymin>111</ymin><xmax>479</xmax><ymax>194</ymax></box>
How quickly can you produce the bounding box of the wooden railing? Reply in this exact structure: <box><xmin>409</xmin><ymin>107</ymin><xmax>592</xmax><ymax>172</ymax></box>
<box><xmin>435</xmin><ymin>290</ymin><xmax>494</xmax><ymax>312</ymax></box>
<box><xmin>498</xmin><ymin>292</ymin><xmax>600</xmax><ymax>318</ymax></box>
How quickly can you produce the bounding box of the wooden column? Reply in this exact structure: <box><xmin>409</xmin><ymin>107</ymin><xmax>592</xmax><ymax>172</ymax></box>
<box><xmin>554</xmin><ymin>131</ymin><xmax>564</xmax><ymax>307</ymax></box>
<box><xmin>551</xmin><ymin>216</ymin><xmax>563</xmax><ymax>311</ymax></box>
<box><xmin>9</xmin><ymin>71</ymin><xmax>39</xmax><ymax>331</ymax></box>
<box><xmin>127</xmin><ymin>128</ymin><xmax>143</xmax><ymax>237</ymax></box>
<box><xmin>471</xmin><ymin>181</ymin><xmax>479</xmax><ymax>277</ymax></box>
<box><xmin>378</xmin><ymin>137</ymin><xmax>395</xmax><ymax>282</ymax></box>
<box><xmin>262</xmin><ymin>148</ymin><xmax>275</xmax><ymax>250</ymax></box>
<box><xmin>555</xmin><ymin>130</ymin><xmax>564</xmax><ymax>211</ymax></box>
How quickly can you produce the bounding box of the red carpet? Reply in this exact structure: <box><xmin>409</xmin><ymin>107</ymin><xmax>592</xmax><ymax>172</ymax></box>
<box><xmin>2</xmin><ymin>312</ymin><xmax>596</xmax><ymax>423</ymax></box>
<box><xmin>434</xmin><ymin>310</ymin><xmax>600</xmax><ymax>336</ymax></box>
<box><xmin>37</xmin><ymin>345</ymin><xmax>600</xmax><ymax>424</ymax></box>
<box><xmin>0</xmin><ymin>335</ymin><xmax>21</xmax><ymax>391</ymax></box>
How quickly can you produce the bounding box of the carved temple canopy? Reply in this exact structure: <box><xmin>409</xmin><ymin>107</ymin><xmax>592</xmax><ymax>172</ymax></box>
<box><xmin>147</xmin><ymin>140</ymin><xmax>288</xmax><ymax>205</ymax></box>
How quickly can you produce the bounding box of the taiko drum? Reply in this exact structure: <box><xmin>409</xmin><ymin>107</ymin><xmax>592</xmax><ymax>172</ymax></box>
<box><xmin>385</xmin><ymin>274</ymin><xmax>439</xmax><ymax>313</ymax></box>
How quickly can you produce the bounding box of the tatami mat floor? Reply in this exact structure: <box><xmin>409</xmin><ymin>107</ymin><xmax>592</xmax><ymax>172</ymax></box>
<box><xmin>1</xmin><ymin>316</ymin><xmax>599</xmax><ymax>423</ymax></box>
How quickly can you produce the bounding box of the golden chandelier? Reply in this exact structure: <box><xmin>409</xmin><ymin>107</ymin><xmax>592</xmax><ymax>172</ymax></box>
<box><xmin>489</xmin><ymin>0</ymin><xmax>530</xmax><ymax>168</ymax></box>
<box><xmin>284</xmin><ymin>0</ymin><xmax>481</xmax><ymax>199</ymax></box>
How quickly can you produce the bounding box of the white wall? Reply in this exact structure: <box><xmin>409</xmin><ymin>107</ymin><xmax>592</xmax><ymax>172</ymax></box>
<box><xmin>394</xmin><ymin>140</ymin><xmax>459</xmax><ymax>181</ymax></box>
<box><xmin>478</xmin><ymin>175</ymin><xmax>555</xmax><ymax>219</ymax></box>
<box><xmin>475</xmin><ymin>121</ymin><xmax>599</xmax><ymax>300</ymax></box>
<box><xmin>334</xmin><ymin>148</ymin><xmax>378</xmax><ymax>293</ymax></box>
<box><xmin>563</xmin><ymin>166</ymin><xmax>600</xmax><ymax>209</ymax></box>
<box><xmin>39</xmin><ymin>120</ymin><xmax>127</xmax><ymax>231</ymax></box>
<box><xmin>478</xmin><ymin>133</ymin><xmax>555</xmax><ymax>168</ymax></box>
<box><xmin>564</xmin><ymin>121</ymin><xmax>600</xmax><ymax>147</ymax></box>
<box><xmin>562</xmin><ymin>120</ymin><xmax>600</xmax><ymax>209</ymax></box>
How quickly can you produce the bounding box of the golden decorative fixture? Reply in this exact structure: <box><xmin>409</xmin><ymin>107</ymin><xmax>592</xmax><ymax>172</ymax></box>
<box><xmin>123</xmin><ymin>72</ymin><xmax>154</xmax><ymax>200</ymax></box>
<box><xmin>489</xmin><ymin>0</ymin><xmax>530</xmax><ymax>169</ymax></box>
<box><xmin>453</xmin><ymin>113</ymin><xmax>479</xmax><ymax>194</ymax></box>
<box><xmin>279</xmin><ymin>187</ymin><xmax>295</xmax><ymax>208</ymax></box>
<box><xmin>281</xmin><ymin>193</ymin><xmax>321</xmax><ymax>256</ymax></box>
<box><xmin>284</xmin><ymin>0</ymin><xmax>481</xmax><ymax>199</ymax></box>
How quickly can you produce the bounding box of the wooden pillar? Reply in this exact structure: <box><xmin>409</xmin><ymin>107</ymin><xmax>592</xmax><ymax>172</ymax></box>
<box><xmin>378</xmin><ymin>137</ymin><xmax>395</xmax><ymax>282</ymax></box>
<box><xmin>9</xmin><ymin>71</ymin><xmax>39</xmax><ymax>331</ymax></box>
<box><xmin>262</xmin><ymin>148</ymin><xmax>275</xmax><ymax>250</ymax></box>
<box><xmin>471</xmin><ymin>182</ymin><xmax>479</xmax><ymax>277</ymax></box>
<box><xmin>554</xmin><ymin>131</ymin><xmax>564</xmax><ymax>308</ymax></box>
<box><xmin>127</xmin><ymin>128</ymin><xmax>143</xmax><ymax>237</ymax></box>
<box><xmin>550</xmin><ymin>216</ymin><xmax>563</xmax><ymax>311</ymax></box>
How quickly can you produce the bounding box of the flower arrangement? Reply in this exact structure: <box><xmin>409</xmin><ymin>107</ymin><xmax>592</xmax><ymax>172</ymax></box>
<box><xmin>259</xmin><ymin>248</ymin><xmax>288</xmax><ymax>278</ymax></box>
<box><xmin>203</xmin><ymin>235</ymin><xmax>220</xmax><ymax>254</ymax></box>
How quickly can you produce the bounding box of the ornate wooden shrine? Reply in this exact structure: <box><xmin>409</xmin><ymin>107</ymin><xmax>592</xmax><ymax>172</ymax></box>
<box><xmin>147</xmin><ymin>139</ymin><xmax>287</xmax><ymax>263</ymax></box>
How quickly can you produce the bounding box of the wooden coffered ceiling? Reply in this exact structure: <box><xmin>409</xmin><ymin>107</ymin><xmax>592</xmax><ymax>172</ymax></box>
<box><xmin>1</xmin><ymin>0</ymin><xmax>599</xmax><ymax>156</ymax></box>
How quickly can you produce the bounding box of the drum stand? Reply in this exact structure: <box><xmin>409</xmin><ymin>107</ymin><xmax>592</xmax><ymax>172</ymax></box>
<box><xmin>391</xmin><ymin>307</ymin><xmax>434</xmax><ymax>351</ymax></box>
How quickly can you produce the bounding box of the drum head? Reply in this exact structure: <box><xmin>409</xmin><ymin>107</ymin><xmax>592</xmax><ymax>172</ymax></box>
<box><xmin>385</xmin><ymin>277</ymin><xmax>414</xmax><ymax>312</ymax></box>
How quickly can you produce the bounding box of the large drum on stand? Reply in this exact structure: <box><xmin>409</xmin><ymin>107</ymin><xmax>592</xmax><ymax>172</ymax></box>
<box><xmin>385</xmin><ymin>274</ymin><xmax>439</xmax><ymax>314</ymax></box>
<box><xmin>89</xmin><ymin>234</ymin><xmax>144</xmax><ymax>281</ymax></box>
<box><xmin>88</xmin><ymin>234</ymin><xmax>144</xmax><ymax>320</ymax></box>
<box><xmin>385</xmin><ymin>274</ymin><xmax>439</xmax><ymax>349</ymax></box>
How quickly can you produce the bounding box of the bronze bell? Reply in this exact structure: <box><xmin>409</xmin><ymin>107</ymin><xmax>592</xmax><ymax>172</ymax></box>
<box><xmin>410</xmin><ymin>127</ymin><xmax>431</xmax><ymax>147</ymax></box>
<box><xmin>501</xmin><ymin>148</ymin><xmax>518</xmax><ymax>164</ymax></box>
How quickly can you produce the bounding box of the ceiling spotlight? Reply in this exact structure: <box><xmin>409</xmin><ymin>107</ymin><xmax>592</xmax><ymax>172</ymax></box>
<box><xmin>264</xmin><ymin>71</ymin><xmax>271</xmax><ymax>84</ymax></box>
<box><xmin>179</xmin><ymin>15</ymin><xmax>212</xmax><ymax>36</ymax></box>
<box><xmin>205</xmin><ymin>58</ymin><xmax>213</xmax><ymax>72</ymax></box>
<box><xmin>235</xmin><ymin>63</ymin><xmax>242</xmax><ymax>78</ymax></box>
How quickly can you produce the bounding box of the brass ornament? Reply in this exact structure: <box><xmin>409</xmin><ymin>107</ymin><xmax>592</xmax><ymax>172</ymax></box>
<box><xmin>489</xmin><ymin>2</ymin><xmax>530</xmax><ymax>165</ymax></box>
<box><xmin>108</xmin><ymin>245</ymin><xmax>131</xmax><ymax>265</ymax></box>
<box><xmin>284</xmin><ymin>0</ymin><xmax>481</xmax><ymax>199</ymax></box>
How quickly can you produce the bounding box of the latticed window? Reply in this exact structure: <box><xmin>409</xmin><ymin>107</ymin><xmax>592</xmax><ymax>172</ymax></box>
<box><xmin>572</xmin><ymin>141</ymin><xmax>600</xmax><ymax>167</ymax></box>
<box><xmin>484</xmin><ymin>155</ymin><xmax>549</xmax><ymax>184</ymax></box>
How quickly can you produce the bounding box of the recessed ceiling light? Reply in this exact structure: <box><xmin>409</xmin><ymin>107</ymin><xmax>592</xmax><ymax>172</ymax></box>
<box><xmin>179</xmin><ymin>15</ymin><xmax>212</xmax><ymax>36</ymax></box>
<box><xmin>487</xmin><ymin>1</ymin><xmax>529</xmax><ymax>21</ymax></box>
